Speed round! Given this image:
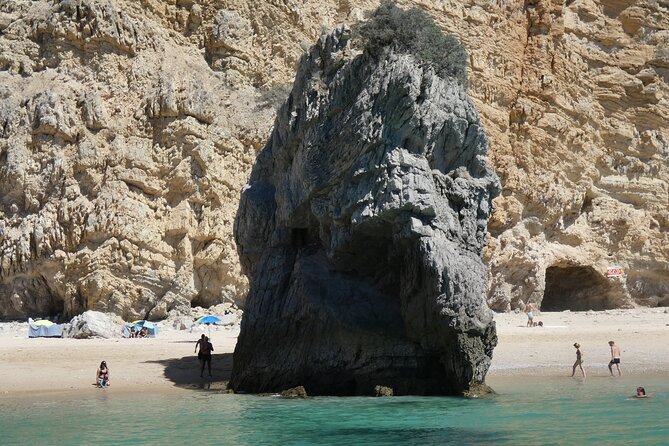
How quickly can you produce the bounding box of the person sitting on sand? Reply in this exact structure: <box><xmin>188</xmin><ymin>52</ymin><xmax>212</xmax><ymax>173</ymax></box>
<box><xmin>526</xmin><ymin>302</ymin><xmax>536</xmax><ymax>327</ymax></box>
<box><xmin>129</xmin><ymin>326</ymin><xmax>137</xmax><ymax>338</ymax></box>
<box><xmin>635</xmin><ymin>387</ymin><xmax>647</xmax><ymax>398</ymax></box>
<box><xmin>608</xmin><ymin>340</ymin><xmax>622</xmax><ymax>376</ymax></box>
<box><xmin>139</xmin><ymin>327</ymin><xmax>148</xmax><ymax>338</ymax></box>
<box><xmin>571</xmin><ymin>343</ymin><xmax>586</xmax><ymax>378</ymax></box>
<box><xmin>96</xmin><ymin>361</ymin><xmax>110</xmax><ymax>388</ymax></box>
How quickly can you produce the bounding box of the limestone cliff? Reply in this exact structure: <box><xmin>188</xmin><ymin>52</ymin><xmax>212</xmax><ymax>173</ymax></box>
<box><xmin>0</xmin><ymin>0</ymin><xmax>274</xmax><ymax>319</ymax></box>
<box><xmin>231</xmin><ymin>26</ymin><xmax>499</xmax><ymax>396</ymax></box>
<box><xmin>1</xmin><ymin>0</ymin><xmax>668</xmax><ymax>319</ymax></box>
<box><xmin>447</xmin><ymin>0</ymin><xmax>669</xmax><ymax>311</ymax></box>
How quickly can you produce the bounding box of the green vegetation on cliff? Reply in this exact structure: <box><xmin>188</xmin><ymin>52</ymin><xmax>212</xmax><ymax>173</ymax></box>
<box><xmin>354</xmin><ymin>1</ymin><xmax>468</xmax><ymax>84</ymax></box>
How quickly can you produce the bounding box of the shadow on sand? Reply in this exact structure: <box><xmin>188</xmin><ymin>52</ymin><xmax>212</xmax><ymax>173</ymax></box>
<box><xmin>146</xmin><ymin>353</ymin><xmax>234</xmax><ymax>392</ymax></box>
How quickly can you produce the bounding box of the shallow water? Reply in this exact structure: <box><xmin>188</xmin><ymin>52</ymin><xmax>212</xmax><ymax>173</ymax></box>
<box><xmin>1</xmin><ymin>375</ymin><xmax>667</xmax><ymax>445</ymax></box>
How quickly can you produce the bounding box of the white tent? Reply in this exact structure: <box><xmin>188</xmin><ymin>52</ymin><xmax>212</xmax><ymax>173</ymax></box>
<box><xmin>28</xmin><ymin>318</ymin><xmax>62</xmax><ymax>338</ymax></box>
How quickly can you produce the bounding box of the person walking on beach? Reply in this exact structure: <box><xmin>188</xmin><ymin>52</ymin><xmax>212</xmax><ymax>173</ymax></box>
<box><xmin>96</xmin><ymin>361</ymin><xmax>110</xmax><ymax>388</ymax></box>
<box><xmin>526</xmin><ymin>302</ymin><xmax>536</xmax><ymax>327</ymax></box>
<box><xmin>200</xmin><ymin>336</ymin><xmax>214</xmax><ymax>378</ymax></box>
<box><xmin>571</xmin><ymin>343</ymin><xmax>586</xmax><ymax>378</ymax></box>
<box><xmin>195</xmin><ymin>334</ymin><xmax>206</xmax><ymax>367</ymax></box>
<box><xmin>608</xmin><ymin>340</ymin><xmax>622</xmax><ymax>376</ymax></box>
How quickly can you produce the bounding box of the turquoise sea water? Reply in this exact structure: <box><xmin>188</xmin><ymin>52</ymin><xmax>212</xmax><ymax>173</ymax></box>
<box><xmin>1</xmin><ymin>375</ymin><xmax>667</xmax><ymax>445</ymax></box>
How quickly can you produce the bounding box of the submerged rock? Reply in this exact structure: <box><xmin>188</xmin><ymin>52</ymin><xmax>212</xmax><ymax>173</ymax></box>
<box><xmin>231</xmin><ymin>27</ymin><xmax>500</xmax><ymax>396</ymax></box>
<box><xmin>374</xmin><ymin>385</ymin><xmax>394</xmax><ymax>397</ymax></box>
<box><xmin>280</xmin><ymin>386</ymin><xmax>308</xmax><ymax>398</ymax></box>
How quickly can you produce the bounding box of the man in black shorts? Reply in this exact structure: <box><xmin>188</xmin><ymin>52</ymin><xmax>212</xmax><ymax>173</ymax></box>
<box><xmin>200</xmin><ymin>336</ymin><xmax>214</xmax><ymax>378</ymax></box>
<box><xmin>195</xmin><ymin>334</ymin><xmax>206</xmax><ymax>367</ymax></box>
<box><xmin>608</xmin><ymin>340</ymin><xmax>621</xmax><ymax>376</ymax></box>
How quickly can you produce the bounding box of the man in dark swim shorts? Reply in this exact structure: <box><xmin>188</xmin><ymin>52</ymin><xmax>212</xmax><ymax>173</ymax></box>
<box><xmin>195</xmin><ymin>334</ymin><xmax>206</xmax><ymax>367</ymax></box>
<box><xmin>200</xmin><ymin>336</ymin><xmax>214</xmax><ymax>378</ymax></box>
<box><xmin>608</xmin><ymin>340</ymin><xmax>621</xmax><ymax>376</ymax></box>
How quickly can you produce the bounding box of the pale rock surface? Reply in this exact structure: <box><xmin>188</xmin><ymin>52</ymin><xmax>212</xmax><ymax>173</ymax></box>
<box><xmin>1</xmin><ymin>0</ymin><xmax>668</xmax><ymax>318</ymax></box>
<box><xmin>162</xmin><ymin>303</ymin><xmax>242</xmax><ymax>331</ymax></box>
<box><xmin>63</xmin><ymin>310</ymin><xmax>124</xmax><ymax>339</ymax></box>
<box><xmin>0</xmin><ymin>0</ymin><xmax>276</xmax><ymax>319</ymax></box>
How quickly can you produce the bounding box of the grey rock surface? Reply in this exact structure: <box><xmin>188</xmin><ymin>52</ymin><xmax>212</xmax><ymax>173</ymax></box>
<box><xmin>63</xmin><ymin>310</ymin><xmax>124</xmax><ymax>339</ymax></box>
<box><xmin>231</xmin><ymin>27</ymin><xmax>500</xmax><ymax>396</ymax></box>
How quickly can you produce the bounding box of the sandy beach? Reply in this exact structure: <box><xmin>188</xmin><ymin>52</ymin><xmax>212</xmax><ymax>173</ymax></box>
<box><xmin>0</xmin><ymin>325</ymin><xmax>240</xmax><ymax>399</ymax></box>
<box><xmin>490</xmin><ymin>308</ymin><xmax>669</xmax><ymax>377</ymax></box>
<box><xmin>1</xmin><ymin>308</ymin><xmax>667</xmax><ymax>398</ymax></box>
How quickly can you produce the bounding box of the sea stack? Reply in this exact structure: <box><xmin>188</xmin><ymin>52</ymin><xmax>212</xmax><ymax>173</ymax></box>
<box><xmin>231</xmin><ymin>24</ymin><xmax>500</xmax><ymax>396</ymax></box>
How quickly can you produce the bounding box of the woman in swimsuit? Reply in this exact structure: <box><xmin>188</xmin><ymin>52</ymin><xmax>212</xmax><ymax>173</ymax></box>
<box><xmin>97</xmin><ymin>361</ymin><xmax>110</xmax><ymax>388</ymax></box>
<box><xmin>526</xmin><ymin>302</ymin><xmax>536</xmax><ymax>327</ymax></box>
<box><xmin>571</xmin><ymin>343</ymin><xmax>586</xmax><ymax>378</ymax></box>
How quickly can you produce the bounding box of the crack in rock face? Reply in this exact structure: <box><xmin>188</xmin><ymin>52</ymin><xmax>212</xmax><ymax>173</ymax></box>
<box><xmin>231</xmin><ymin>27</ymin><xmax>501</xmax><ymax>396</ymax></box>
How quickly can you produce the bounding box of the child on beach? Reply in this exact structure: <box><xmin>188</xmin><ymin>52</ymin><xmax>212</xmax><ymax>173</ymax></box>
<box><xmin>571</xmin><ymin>343</ymin><xmax>586</xmax><ymax>378</ymax></box>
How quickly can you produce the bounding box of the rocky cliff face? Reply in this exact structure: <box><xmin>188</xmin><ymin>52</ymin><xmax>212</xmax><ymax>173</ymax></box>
<box><xmin>231</xmin><ymin>27</ymin><xmax>499</xmax><ymax>396</ymax></box>
<box><xmin>455</xmin><ymin>0</ymin><xmax>669</xmax><ymax>311</ymax></box>
<box><xmin>1</xmin><ymin>0</ymin><xmax>668</xmax><ymax>319</ymax></box>
<box><xmin>0</xmin><ymin>0</ymin><xmax>275</xmax><ymax>319</ymax></box>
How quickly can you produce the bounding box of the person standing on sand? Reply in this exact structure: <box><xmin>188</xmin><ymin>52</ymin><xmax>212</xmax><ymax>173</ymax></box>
<box><xmin>194</xmin><ymin>334</ymin><xmax>206</xmax><ymax>367</ymax></box>
<box><xmin>526</xmin><ymin>302</ymin><xmax>536</xmax><ymax>327</ymax></box>
<box><xmin>200</xmin><ymin>336</ymin><xmax>214</xmax><ymax>378</ymax></box>
<box><xmin>571</xmin><ymin>343</ymin><xmax>586</xmax><ymax>378</ymax></box>
<box><xmin>608</xmin><ymin>340</ymin><xmax>622</xmax><ymax>376</ymax></box>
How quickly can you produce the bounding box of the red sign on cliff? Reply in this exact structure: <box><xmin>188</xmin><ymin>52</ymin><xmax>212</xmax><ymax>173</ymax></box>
<box><xmin>606</xmin><ymin>265</ymin><xmax>625</xmax><ymax>278</ymax></box>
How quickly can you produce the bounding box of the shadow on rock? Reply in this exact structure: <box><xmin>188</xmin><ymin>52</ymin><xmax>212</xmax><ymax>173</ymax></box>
<box><xmin>146</xmin><ymin>353</ymin><xmax>234</xmax><ymax>392</ymax></box>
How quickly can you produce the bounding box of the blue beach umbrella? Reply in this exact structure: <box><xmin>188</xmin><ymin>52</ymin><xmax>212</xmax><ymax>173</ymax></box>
<box><xmin>195</xmin><ymin>315</ymin><xmax>222</xmax><ymax>337</ymax></box>
<box><xmin>131</xmin><ymin>320</ymin><xmax>158</xmax><ymax>337</ymax></box>
<box><xmin>195</xmin><ymin>316</ymin><xmax>222</xmax><ymax>325</ymax></box>
<box><xmin>133</xmin><ymin>320</ymin><xmax>156</xmax><ymax>328</ymax></box>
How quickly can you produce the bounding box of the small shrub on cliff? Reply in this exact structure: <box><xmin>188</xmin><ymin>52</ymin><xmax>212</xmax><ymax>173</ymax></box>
<box><xmin>353</xmin><ymin>1</ymin><xmax>468</xmax><ymax>84</ymax></box>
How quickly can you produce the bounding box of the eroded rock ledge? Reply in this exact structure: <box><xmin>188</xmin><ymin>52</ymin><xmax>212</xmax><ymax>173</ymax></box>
<box><xmin>231</xmin><ymin>27</ymin><xmax>500</xmax><ymax>396</ymax></box>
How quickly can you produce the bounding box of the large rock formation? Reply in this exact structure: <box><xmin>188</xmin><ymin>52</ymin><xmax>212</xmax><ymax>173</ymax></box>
<box><xmin>231</xmin><ymin>27</ymin><xmax>499</xmax><ymax>396</ymax></box>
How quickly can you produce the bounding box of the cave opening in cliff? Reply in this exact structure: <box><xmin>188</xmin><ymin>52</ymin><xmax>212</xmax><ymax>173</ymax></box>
<box><xmin>5</xmin><ymin>275</ymin><xmax>66</xmax><ymax>320</ymax></box>
<box><xmin>542</xmin><ymin>265</ymin><xmax>619</xmax><ymax>311</ymax></box>
<box><xmin>330</xmin><ymin>225</ymin><xmax>402</xmax><ymax>299</ymax></box>
<box><xmin>291</xmin><ymin>227</ymin><xmax>317</xmax><ymax>247</ymax></box>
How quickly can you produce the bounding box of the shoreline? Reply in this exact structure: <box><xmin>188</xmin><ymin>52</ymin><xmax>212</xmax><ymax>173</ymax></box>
<box><xmin>490</xmin><ymin>308</ymin><xmax>669</xmax><ymax>378</ymax></box>
<box><xmin>1</xmin><ymin>308</ymin><xmax>667</xmax><ymax>399</ymax></box>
